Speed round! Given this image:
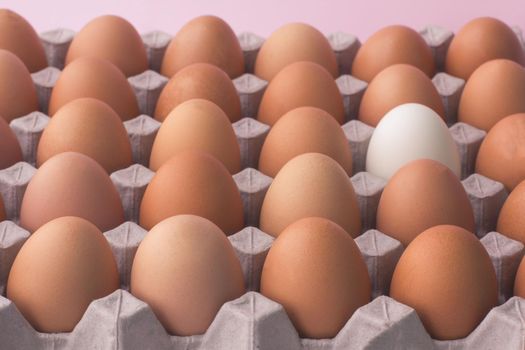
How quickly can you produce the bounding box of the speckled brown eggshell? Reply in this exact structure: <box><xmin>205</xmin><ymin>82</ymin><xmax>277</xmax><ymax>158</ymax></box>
<box><xmin>37</xmin><ymin>98</ymin><xmax>132</xmax><ymax>173</ymax></box>
<box><xmin>259</xmin><ymin>153</ymin><xmax>361</xmax><ymax>238</ymax></box>
<box><xmin>7</xmin><ymin>216</ymin><xmax>119</xmax><ymax>333</ymax></box>
<box><xmin>154</xmin><ymin>63</ymin><xmax>241</xmax><ymax>122</ymax></box>
<box><xmin>257</xmin><ymin>61</ymin><xmax>344</xmax><ymax>126</ymax></box>
<box><xmin>351</xmin><ymin>25</ymin><xmax>435</xmax><ymax>82</ymax></box>
<box><xmin>458</xmin><ymin>59</ymin><xmax>525</xmax><ymax>131</ymax></box>
<box><xmin>150</xmin><ymin>99</ymin><xmax>240</xmax><ymax>173</ymax></box>
<box><xmin>261</xmin><ymin>217</ymin><xmax>370</xmax><ymax>339</ymax></box>
<box><xmin>258</xmin><ymin>106</ymin><xmax>352</xmax><ymax>177</ymax></box>
<box><xmin>0</xmin><ymin>115</ymin><xmax>22</xmax><ymax>169</ymax></box>
<box><xmin>476</xmin><ymin>113</ymin><xmax>525</xmax><ymax>191</ymax></box>
<box><xmin>0</xmin><ymin>9</ymin><xmax>47</xmax><ymax>72</ymax></box>
<box><xmin>131</xmin><ymin>215</ymin><xmax>245</xmax><ymax>336</ymax></box>
<box><xmin>48</xmin><ymin>56</ymin><xmax>140</xmax><ymax>121</ymax></box>
<box><xmin>66</xmin><ymin>15</ymin><xmax>148</xmax><ymax>77</ymax></box>
<box><xmin>390</xmin><ymin>225</ymin><xmax>498</xmax><ymax>340</ymax></box>
<box><xmin>140</xmin><ymin>151</ymin><xmax>244</xmax><ymax>234</ymax></box>
<box><xmin>161</xmin><ymin>16</ymin><xmax>244</xmax><ymax>78</ymax></box>
<box><xmin>0</xmin><ymin>49</ymin><xmax>38</xmax><ymax>122</ymax></box>
<box><xmin>377</xmin><ymin>159</ymin><xmax>475</xmax><ymax>246</ymax></box>
<box><xmin>358</xmin><ymin>64</ymin><xmax>445</xmax><ymax>127</ymax></box>
<box><xmin>515</xmin><ymin>256</ymin><xmax>525</xmax><ymax>298</ymax></box>
<box><xmin>497</xmin><ymin>179</ymin><xmax>525</xmax><ymax>245</ymax></box>
<box><xmin>20</xmin><ymin>152</ymin><xmax>125</xmax><ymax>232</ymax></box>
<box><xmin>445</xmin><ymin>17</ymin><xmax>525</xmax><ymax>80</ymax></box>
<box><xmin>255</xmin><ymin>22</ymin><xmax>338</xmax><ymax>81</ymax></box>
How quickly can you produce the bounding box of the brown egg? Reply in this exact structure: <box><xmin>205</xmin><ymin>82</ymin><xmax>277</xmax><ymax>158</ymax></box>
<box><xmin>155</xmin><ymin>63</ymin><xmax>241</xmax><ymax>122</ymax></box>
<box><xmin>0</xmin><ymin>115</ymin><xmax>22</xmax><ymax>169</ymax></box>
<box><xmin>377</xmin><ymin>159</ymin><xmax>475</xmax><ymax>246</ymax></box>
<box><xmin>140</xmin><ymin>151</ymin><xmax>244</xmax><ymax>234</ymax></box>
<box><xmin>258</xmin><ymin>106</ymin><xmax>352</xmax><ymax>177</ymax></box>
<box><xmin>131</xmin><ymin>215</ymin><xmax>245</xmax><ymax>335</ymax></box>
<box><xmin>66</xmin><ymin>15</ymin><xmax>148</xmax><ymax>77</ymax></box>
<box><xmin>260</xmin><ymin>153</ymin><xmax>361</xmax><ymax>237</ymax></box>
<box><xmin>257</xmin><ymin>61</ymin><xmax>344</xmax><ymax>126</ymax></box>
<box><xmin>458</xmin><ymin>59</ymin><xmax>525</xmax><ymax>131</ymax></box>
<box><xmin>390</xmin><ymin>225</ymin><xmax>498</xmax><ymax>340</ymax></box>
<box><xmin>37</xmin><ymin>98</ymin><xmax>132</xmax><ymax>173</ymax></box>
<box><xmin>497</xmin><ymin>179</ymin><xmax>525</xmax><ymax>245</ymax></box>
<box><xmin>476</xmin><ymin>113</ymin><xmax>525</xmax><ymax>191</ymax></box>
<box><xmin>351</xmin><ymin>25</ymin><xmax>435</xmax><ymax>82</ymax></box>
<box><xmin>261</xmin><ymin>217</ymin><xmax>370</xmax><ymax>338</ymax></box>
<box><xmin>20</xmin><ymin>152</ymin><xmax>124</xmax><ymax>232</ymax></box>
<box><xmin>7</xmin><ymin>216</ymin><xmax>119</xmax><ymax>333</ymax></box>
<box><xmin>161</xmin><ymin>15</ymin><xmax>244</xmax><ymax>78</ymax></box>
<box><xmin>0</xmin><ymin>193</ymin><xmax>6</xmax><ymax>221</ymax></box>
<box><xmin>150</xmin><ymin>99</ymin><xmax>240</xmax><ymax>173</ymax></box>
<box><xmin>255</xmin><ymin>23</ymin><xmax>338</xmax><ymax>81</ymax></box>
<box><xmin>0</xmin><ymin>9</ymin><xmax>47</xmax><ymax>72</ymax></box>
<box><xmin>48</xmin><ymin>56</ymin><xmax>139</xmax><ymax>120</ymax></box>
<box><xmin>358</xmin><ymin>64</ymin><xmax>445</xmax><ymax>126</ymax></box>
<box><xmin>0</xmin><ymin>49</ymin><xmax>38</xmax><ymax>122</ymax></box>
<box><xmin>445</xmin><ymin>17</ymin><xmax>525</xmax><ymax>80</ymax></box>
<box><xmin>515</xmin><ymin>256</ymin><xmax>525</xmax><ymax>298</ymax></box>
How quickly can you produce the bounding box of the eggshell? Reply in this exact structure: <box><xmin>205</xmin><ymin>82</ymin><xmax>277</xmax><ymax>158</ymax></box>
<box><xmin>351</xmin><ymin>25</ymin><xmax>435</xmax><ymax>82</ymax></box>
<box><xmin>497</xmin><ymin>179</ymin><xmax>525</xmax><ymax>245</ymax></box>
<box><xmin>458</xmin><ymin>59</ymin><xmax>525</xmax><ymax>132</ymax></box>
<box><xmin>0</xmin><ymin>115</ymin><xmax>22</xmax><ymax>169</ymax></box>
<box><xmin>0</xmin><ymin>49</ymin><xmax>38</xmax><ymax>122</ymax></box>
<box><xmin>445</xmin><ymin>17</ymin><xmax>525</xmax><ymax>80</ymax></box>
<box><xmin>377</xmin><ymin>159</ymin><xmax>475</xmax><ymax>246</ymax></box>
<box><xmin>131</xmin><ymin>215</ymin><xmax>245</xmax><ymax>335</ymax></box>
<box><xmin>140</xmin><ymin>151</ymin><xmax>244</xmax><ymax>234</ymax></box>
<box><xmin>0</xmin><ymin>193</ymin><xmax>6</xmax><ymax>221</ymax></box>
<box><xmin>258</xmin><ymin>106</ymin><xmax>352</xmax><ymax>177</ymax></box>
<box><xmin>366</xmin><ymin>103</ymin><xmax>460</xmax><ymax>180</ymax></box>
<box><xmin>161</xmin><ymin>16</ymin><xmax>244</xmax><ymax>78</ymax></box>
<box><xmin>0</xmin><ymin>9</ymin><xmax>47</xmax><ymax>72</ymax></box>
<box><xmin>6</xmin><ymin>216</ymin><xmax>119</xmax><ymax>333</ymax></box>
<box><xmin>37</xmin><ymin>98</ymin><xmax>132</xmax><ymax>173</ymax></box>
<box><xmin>254</xmin><ymin>23</ymin><xmax>338</xmax><ymax>81</ymax></box>
<box><xmin>20</xmin><ymin>152</ymin><xmax>125</xmax><ymax>232</ymax></box>
<box><xmin>476</xmin><ymin>113</ymin><xmax>525</xmax><ymax>191</ymax></box>
<box><xmin>149</xmin><ymin>99</ymin><xmax>240</xmax><ymax>173</ymax></box>
<box><xmin>261</xmin><ymin>217</ymin><xmax>370</xmax><ymax>339</ymax></box>
<box><xmin>154</xmin><ymin>63</ymin><xmax>241</xmax><ymax>122</ymax></box>
<box><xmin>48</xmin><ymin>56</ymin><xmax>140</xmax><ymax>120</ymax></box>
<box><xmin>358</xmin><ymin>64</ymin><xmax>444</xmax><ymax>127</ymax></box>
<box><xmin>66</xmin><ymin>15</ymin><xmax>148</xmax><ymax>77</ymax></box>
<box><xmin>257</xmin><ymin>61</ymin><xmax>344</xmax><ymax>126</ymax></box>
<box><xmin>260</xmin><ymin>153</ymin><xmax>361</xmax><ymax>237</ymax></box>
<box><xmin>390</xmin><ymin>225</ymin><xmax>498</xmax><ymax>340</ymax></box>
<box><xmin>515</xmin><ymin>256</ymin><xmax>525</xmax><ymax>298</ymax></box>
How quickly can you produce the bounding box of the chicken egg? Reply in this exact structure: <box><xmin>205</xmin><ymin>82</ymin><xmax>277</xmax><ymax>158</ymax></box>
<box><xmin>131</xmin><ymin>215</ymin><xmax>245</xmax><ymax>335</ymax></box>
<box><xmin>154</xmin><ymin>63</ymin><xmax>241</xmax><ymax>122</ymax></box>
<box><xmin>161</xmin><ymin>16</ymin><xmax>244</xmax><ymax>78</ymax></box>
<box><xmin>351</xmin><ymin>25</ymin><xmax>435</xmax><ymax>82</ymax></box>
<box><xmin>0</xmin><ymin>115</ymin><xmax>22</xmax><ymax>169</ymax></box>
<box><xmin>366</xmin><ymin>103</ymin><xmax>460</xmax><ymax>180</ymax></box>
<box><xmin>497</xmin><ymin>179</ymin><xmax>525</xmax><ymax>245</ymax></box>
<box><xmin>261</xmin><ymin>217</ymin><xmax>370</xmax><ymax>339</ymax></box>
<box><xmin>390</xmin><ymin>224</ymin><xmax>498</xmax><ymax>340</ymax></box>
<box><xmin>7</xmin><ymin>216</ymin><xmax>119</xmax><ymax>333</ymax></box>
<box><xmin>257</xmin><ymin>61</ymin><xmax>344</xmax><ymax>126</ymax></box>
<box><xmin>515</xmin><ymin>256</ymin><xmax>525</xmax><ymax>298</ymax></box>
<box><xmin>260</xmin><ymin>153</ymin><xmax>361</xmax><ymax>238</ymax></box>
<box><xmin>258</xmin><ymin>106</ymin><xmax>352</xmax><ymax>177</ymax></box>
<box><xmin>20</xmin><ymin>152</ymin><xmax>124</xmax><ymax>232</ymax></box>
<box><xmin>66</xmin><ymin>15</ymin><xmax>148</xmax><ymax>77</ymax></box>
<box><xmin>255</xmin><ymin>22</ymin><xmax>338</xmax><ymax>81</ymax></box>
<box><xmin>48</xmin><ymin>56</ymin><xmax>140</xmax><ymax>120</ymax></box>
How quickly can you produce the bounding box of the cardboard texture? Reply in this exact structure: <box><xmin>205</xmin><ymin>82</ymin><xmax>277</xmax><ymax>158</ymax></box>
<box><xmin>0</xmin><ymin>24</ymin><xmax>523</xmax><ymax>349</ymax></box>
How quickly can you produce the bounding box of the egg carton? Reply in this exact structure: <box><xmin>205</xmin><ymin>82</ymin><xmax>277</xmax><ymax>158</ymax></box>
<box><xmin>0</xmin><ymin>23</ymin><xmax>524</xmax><ymax>349</ymax></box>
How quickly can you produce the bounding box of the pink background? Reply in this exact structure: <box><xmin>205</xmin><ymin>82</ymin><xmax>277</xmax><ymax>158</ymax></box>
<box><xmin>2</xmin><ymin>0</ymin><xmax>524</xmax><ymax>40</ymax></box>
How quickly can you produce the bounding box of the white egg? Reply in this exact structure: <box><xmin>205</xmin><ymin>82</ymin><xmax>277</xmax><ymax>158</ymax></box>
<box><xmin>366</xmin><ymin>103</ymin><xmax>460</xmax><ymax>180</ymax></box>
